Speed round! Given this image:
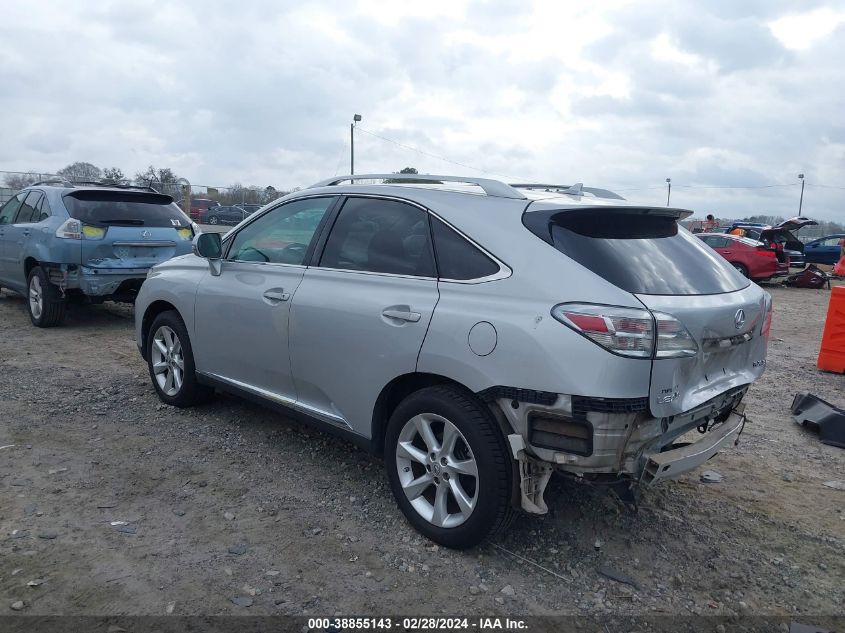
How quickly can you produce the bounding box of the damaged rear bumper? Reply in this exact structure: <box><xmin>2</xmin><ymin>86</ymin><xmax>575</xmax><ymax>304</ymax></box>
<box><xmin>640</xmin><ymin>405</ymin><xmax>745</xmax><ymax>485</ymax></box>
<box><xmin>496</xmin><ymin>387</ymin><xmax>748</xmax><ymax>514</ymax></box>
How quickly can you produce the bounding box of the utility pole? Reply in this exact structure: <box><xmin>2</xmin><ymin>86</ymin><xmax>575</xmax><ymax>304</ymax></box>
<box><xmin>351</xmin><ymin>114</ymin><xmax>362</xmax><ymax>175</ymax></box>
<box><xmin>666</xmin><ymin>177</ymin><xmax>671</xmax><ymax>206</ymax></box>
<box><xmin>798</xmin><ymin>173</ymin><xmax>805</xmax><ymax>217</ymax></box>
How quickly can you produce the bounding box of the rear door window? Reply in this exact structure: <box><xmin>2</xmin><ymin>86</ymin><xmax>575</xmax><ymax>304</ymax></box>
<box><xmin>14</xmin><ymin>191</ymin><xmax>42</xmax><ymax>223</ymax></box>
<box><xmin>702</xmin><ymin>236</ymin><xmax>730</xmax><ymax>248</ymax></box>
<box><xmin>431</xmin><ymin>217</ymin><xmax>499</xmax><ymax>280</ymax></box>
<box><xmin>36</xmin><ymin>195</ymin><xmax>52</xmax><ymax>221</ymax></box>
<box><xmin>523</xmin><ymin>208</ymin><xmax>748</xmax><ymax>295</ymax></box>
<box><xmin>62</xmin><ymin>190</ymin><xmax>190</xmax><ymax>228</ymax></box>
<box><xmin>319</xmin><ymin>197</ymin><xmax>436</xmax><ymax>277</ymax></box>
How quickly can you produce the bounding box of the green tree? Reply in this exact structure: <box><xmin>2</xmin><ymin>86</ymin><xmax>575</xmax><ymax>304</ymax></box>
<box><xmin>384</xmin><ymin>167</ymin><xmax>437</xmax><ymax>184</ymax></box>
<box><xmin>102</xmin><ymin>167</ymin><xmax>125</xmax><ymax>184</ymax></box>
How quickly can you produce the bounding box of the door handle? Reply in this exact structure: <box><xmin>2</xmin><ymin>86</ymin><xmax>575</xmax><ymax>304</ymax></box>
<box><xmin>263</xmin><ymin>290</ymin><xmax>290</xmax><ymax>302</ymax></box>
<box><xmin>22</xmin><ymin>229</ymin><xmax>30</xmax><ymax>237</ymax></box>
<box><xmin>382</xmin><ymin>309</ymin><xmax>421</xmax><ymax>323</ymax></box>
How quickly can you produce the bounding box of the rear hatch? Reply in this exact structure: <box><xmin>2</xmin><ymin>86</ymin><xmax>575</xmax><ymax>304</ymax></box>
<box><xmin>523</xmin><ymin>205</ymin><xmax>770</xmax><ymax>417</ymax></box>
<box><xmin>62</xmin><ymin>190</ymin><xmax>194</xmax><ymax>269</ymax></box>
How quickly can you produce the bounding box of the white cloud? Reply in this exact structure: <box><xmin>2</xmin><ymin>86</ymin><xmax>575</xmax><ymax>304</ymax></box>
<box><xmin>769</xmin><ymin>7</ymin><xmax>845</xmax><ymax>50</ymax></box>
<box><xmin>0</xmin><ymin>0</ymin><xmax>842</xmax><ymax>221</ymax></box>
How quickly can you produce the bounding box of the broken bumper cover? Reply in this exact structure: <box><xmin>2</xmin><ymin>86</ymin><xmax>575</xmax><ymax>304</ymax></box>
<box><xmin>640</xmin><ymin>405</ymin><xmax>745</xmax><ymax>485</ymax></box>
<box><xmin>78</xmin><ymin>266</ymin><xmax>150</xmax><ymax>296</ymax></box>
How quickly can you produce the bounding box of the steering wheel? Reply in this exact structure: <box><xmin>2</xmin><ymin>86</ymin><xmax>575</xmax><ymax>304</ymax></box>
<box><xmin>279</xmin><ymin>242</ymin><xmax>307</xmax><ymax>264</ymax></box>
<box><xmin>237</xmin><ymin>245</ymin><xmax>270</xmax><ymax>262</ymax></box>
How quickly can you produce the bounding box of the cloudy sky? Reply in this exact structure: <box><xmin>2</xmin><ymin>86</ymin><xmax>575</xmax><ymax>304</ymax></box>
<box><xmin>1</xmin><ymin>0</ymin><xmax>843</xmax><ymax>220</ymax></box>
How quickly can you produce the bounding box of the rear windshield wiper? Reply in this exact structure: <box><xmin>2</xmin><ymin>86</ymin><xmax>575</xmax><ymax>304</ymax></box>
<box><xmin>97</xmin><ymin>219</ymin><xmax>145</xmax><ymax>226</ymax></box>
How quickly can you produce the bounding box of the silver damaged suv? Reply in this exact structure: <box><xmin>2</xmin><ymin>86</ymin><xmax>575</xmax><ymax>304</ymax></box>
<box><xmin>135</xmin><ymin>175</ymin><xmax>771</xmax><ymax>548</ymax></box>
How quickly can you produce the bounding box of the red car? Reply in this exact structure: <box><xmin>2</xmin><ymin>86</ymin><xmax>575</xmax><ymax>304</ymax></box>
<box><xmin>697</xmin><ymin>233</ymin><xmax>789</xmax><ymax>281</ymax></box>
<box><xmin>187</xmin><ymin>198</ymin><xmax>220</xmax><ymax>221</ymax></box>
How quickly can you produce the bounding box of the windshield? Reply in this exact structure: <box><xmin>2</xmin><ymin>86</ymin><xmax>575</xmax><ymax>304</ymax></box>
<box><xmin>524</xmin><ymin>208</ymin><xmax>750</xmax><ymax>295</ymax></box>
<box><xmin>63</xmin><ymin>191</ymin><xmax>190</xmax><ymax>228</ymax></box>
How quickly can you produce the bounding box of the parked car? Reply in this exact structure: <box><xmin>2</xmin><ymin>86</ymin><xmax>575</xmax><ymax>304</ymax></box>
<box><xmin>696</xmin><ymin>233</ymin><xmax>789</xmax><ymax>281</ymax></box>
<box><xmin>135</xmin><ymin>174</ymin><xmax>771</xmax><ymax>548</ymax></box>
<box><xmin>722</xmin><ymin>218</ymin><xmax>818</xmax><ymax>268</ymax></box>
<box><xmin>0</xmin><ymin>182</ymin><xmax>196</xmax><ymax>327</ymax></box>
<box><xmin>803</xmin><ymin>234</ymin><xmax>845</xmax><ymax>265</ymax></box>
<box><xmin>198</xmin><ymin>205</ymin><xmax>246</xmax><ymax>226</ymax></box>
<box><xmin>188</xmin><ymin>198</ymin><xmax>220</xmax><ymax>221</ymax></box>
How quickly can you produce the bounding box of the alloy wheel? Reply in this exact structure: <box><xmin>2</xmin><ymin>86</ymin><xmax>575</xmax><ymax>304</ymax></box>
<box><xmin>29</xmin><ymin>275</ymin><xmax>43</xmax><ymax>320</ymax></box>
<box><xmin>395</xmin><ymin>413</ymin><xmax>479</xmax><ymax>528</ymax></box>
<box><xmin>151</xmin><ymin>325</ymin><xmax>184</xmax><ymax>396</ymax></box>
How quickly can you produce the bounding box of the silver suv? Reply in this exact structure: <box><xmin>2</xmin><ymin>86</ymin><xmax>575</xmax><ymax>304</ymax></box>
<box><xmin>135</xmin><ymin>175</ymin><xmax>771</xmax><ymax>548</ymax></box>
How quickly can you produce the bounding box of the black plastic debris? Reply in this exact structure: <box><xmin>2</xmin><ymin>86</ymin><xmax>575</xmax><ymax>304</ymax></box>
<box><xmin>791</xmin><ymin>393</ymin><xmax>845</xmax><ymax>449</ymax></box>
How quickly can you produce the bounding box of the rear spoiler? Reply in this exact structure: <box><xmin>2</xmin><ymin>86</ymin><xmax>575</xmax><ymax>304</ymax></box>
<box><xmin>64</xmin><ymin>190</ymin><xmax>175</xmax><ymax>205</ymax></box>
<box><xmin>525</xmin><ymin>201</ymin><xmax>693</xmax><ymax>220</ymax></box>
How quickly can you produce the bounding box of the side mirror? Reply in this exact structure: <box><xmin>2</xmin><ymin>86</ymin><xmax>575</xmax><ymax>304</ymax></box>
<box><xmin>193</xmin><ymin>232</ymin><xmax>223</xmax><ymax>276</ymax></box>
<box><xmin>194</xmin><ymin>232</ymin><xmax>222</xmax><ymax>259</ymax></box>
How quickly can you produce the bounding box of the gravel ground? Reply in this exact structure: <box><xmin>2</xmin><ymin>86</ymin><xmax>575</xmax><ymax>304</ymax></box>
<box><xmin>0</xmin><ymin>282</ymin><xmax>843</xmax><ymax>619</ymax></box>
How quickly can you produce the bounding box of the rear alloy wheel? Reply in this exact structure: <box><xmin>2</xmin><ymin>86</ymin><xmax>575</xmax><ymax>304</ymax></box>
<box><xmin>147</xmin><ymin>310</ymin><xmax>212</xmax><ymax>407</ymax></box>
<box><xmin>27</xmin><ymin>266</ymin><xmax>66</xmax><ymax>327</ymax></box>
<box><xmin>208</xmin><ymin>215</ymin><xmax>219</xmax><ymax>225</ymax></box>
<box><xmin>385</xmin><ymin>385</ymin><xmax>515</xmax><ymax>549</ymax></box>
<box><xmin>732</xmin><ymin>262</ymin><xmax>749</xmax><ymax>278</ymax></box>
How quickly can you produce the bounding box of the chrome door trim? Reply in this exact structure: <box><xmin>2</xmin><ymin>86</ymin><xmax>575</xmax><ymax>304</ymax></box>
<box><xmin>201</xmin><ymin>372</ymin><xmax>296</xmax><ymax>406</ymax></box>
<box><xmin>199</xmin><ymin>372</ymin><xmax>352</xmax><ymax>430</ymax></box>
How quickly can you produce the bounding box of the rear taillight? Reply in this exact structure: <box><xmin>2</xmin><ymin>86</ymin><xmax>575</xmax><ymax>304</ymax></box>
<box><xmin>551</xmin><ymin>303</ymin><xmax>698</xmax><ymax>359</ymax></box>
<box><xmin>761</xmin><ymin>295</ymin><xmax>773</xmax><ymax>337</ymax></box>
<box><xmin>55</xmin><ymin>219</ymin><xmax>106</xmax><ymax>240</ymax></box>
<box><xmin>756</xmin><ymin>247</ymin><xmax>776</xmax><ymax>258</ymax></box>
<box><xmin>653</xmin><ymin>312</ymin><xmax>698</xmax><ymax>358</ymax></box>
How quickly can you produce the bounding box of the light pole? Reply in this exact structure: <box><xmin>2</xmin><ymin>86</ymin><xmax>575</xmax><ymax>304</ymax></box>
<box><xmin>666</xmin><ymin>177</ymin><xmax>671</xmax><ymax>206</ymax></box>
<box><xmin>351</xmin><ymin>114</ymin><xmax>362</xmax><ymax>175</ymax></box>
<box><xmin>798</xmin><ymin>173</ymin><xmax>805</xmax><ymax>217</ymax></box>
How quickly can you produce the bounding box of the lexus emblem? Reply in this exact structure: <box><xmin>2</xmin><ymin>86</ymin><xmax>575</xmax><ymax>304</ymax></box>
<box><xmin>141</xmin><ymin>230</ymin><xmax>152</xmax><ymax>239</ymax></box>
<box><xmin>734</xmin><ymin>309</ymin><xmax>746</xmax><ymax>330</ymax></box>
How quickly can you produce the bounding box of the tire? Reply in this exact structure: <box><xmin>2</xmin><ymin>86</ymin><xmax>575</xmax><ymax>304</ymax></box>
<box><xmin>208</xmin><ymin>215</ymin><xmax>219</xmax><ymax>225</ymax></box>
<box><xmin>27</xmin><ymin>266</ymin><xmax>66</xmax><ymax>327</ymax></box>
<box><xmin>146</xmin><ymin>310</ymin><xmax>212</xmax><ymax>407</ymax></box>
<box><xmin>385</xmin><ymin>385</ymin><xmax>515</xmax><ymax>549</ymax></box>
<box><xmin>732</xmin><ymin>262</ymin><xmax>749</xmax><ymax>278</ymax></box>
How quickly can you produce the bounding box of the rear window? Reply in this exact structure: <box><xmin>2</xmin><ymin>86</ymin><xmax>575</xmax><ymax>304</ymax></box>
<box><xmin>63</xmin><ymin>191</ymin><xmax>190</xmax><ymax>228</ymax></box>
<box><xmin>523</xmin><ymin>209</ymin><xmax>749</xmax><ymax>295</ymax></box>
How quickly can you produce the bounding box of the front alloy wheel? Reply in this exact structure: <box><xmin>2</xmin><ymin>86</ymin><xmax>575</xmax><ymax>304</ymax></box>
<box><xmin>146</xmin><ymin>310</ymin><xmax>212</xmax><ymax>407</ymax></box>
<box><xmin>396</xmin><ymin>413</ymin><xmax>479</xmax><ymax>528</ymax></box>
<box><xmin>151</xmin><ymin>325</ymin><xmax>184</xmax><ymax>396</ymax></box>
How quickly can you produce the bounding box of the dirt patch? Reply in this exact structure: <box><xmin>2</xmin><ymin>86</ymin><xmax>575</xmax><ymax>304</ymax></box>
<box><xmin>0</xmin><ymin>283</ymin><xmax>843</xmax><ymax>617</ymax></box>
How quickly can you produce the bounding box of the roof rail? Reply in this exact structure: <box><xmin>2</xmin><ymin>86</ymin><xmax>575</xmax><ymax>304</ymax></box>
<box><xmin>510</xmin><ymin>183</ymin><xmax>626</xmax><ymax>201</ymax></box>
<box><xmin>309</xmin><ymin>174</ymin><xmax>526</xmax><ymax>200</ymax></box>
<box><xmin>70</xmin><ymin>180</ymin><xmax>161</xmax><ymax>193</ymax></box>
<box><xmin>32</xmin><ymin>177</ymin><xmax>73</xmax><ymax>187</ymax></box>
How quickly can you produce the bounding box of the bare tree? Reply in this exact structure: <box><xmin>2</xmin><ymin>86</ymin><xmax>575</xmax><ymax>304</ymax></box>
<box><xmin>57</xmin><ymin>161</ymin><xmax>102</xmax><ymax>182</ymax></box>
<box><xmin>3</xmin><ymin>171</ymin><xmax>41</xmax><ymax>190</ymax></box>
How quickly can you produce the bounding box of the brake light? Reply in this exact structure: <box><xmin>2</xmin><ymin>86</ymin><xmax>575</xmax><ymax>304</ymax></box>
<box><xmin>55</xmin><ymin>219</ymin><xmax>106</xmax><ymax>240</ymax></box>
<box><xmin>761</xmin><ymin>295</ymin><xmax>773</xmax><ymax>337</ymax></box>
<box><xmin>756</xmin><ymin>248</ymin><xmax>776</xmax><ymax>258</ymax></box>
<box><xmin>551</xmin><ymin>304</ymin><xmax>697</xmax><ymax>359</ymax></box>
